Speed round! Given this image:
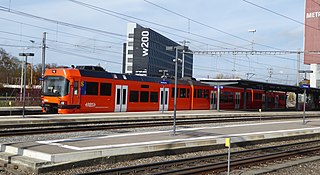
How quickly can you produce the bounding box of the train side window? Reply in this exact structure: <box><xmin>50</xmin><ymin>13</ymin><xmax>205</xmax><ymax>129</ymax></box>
<box><xmin>246</xmin><ymin>92</ymin><xmax>251</xmax><ymax>100</ymax></box>
<box><xmin>229</xmin><ymin>93</ymin><xmax>234</xmax><ymax>102</ymax></box>
<box><xmin>221</xmin><ymin>92</ymin><xmax>233</xmax><ymax>103</ymax></box>
<box><xmin>100</xmin><ymin>83</ymin><xmax>112</xmax><ymax>96</ymax></box>
<box><xmin>140</xmin><ymin>91</ymin><xmax>149</xmax><ymax>102</ymax></box>
<box><xmin>172</xmin><ymin>88</ymin><xmax>179</xmax><ymax>98</ymax></box>
<box><xmin>86</xmin><ymin>82</ymin><xmax>98</xmax><ymax>95</ymax></box>
<box><xmin>74</xmin><ymin>81</ymin><xmax>78</xmax><ymax>95</ymax></box>
<box><xmin>194</xmin><ymin>89</ymin><xmax>197</xmax><ymax>98</ymax></box>
<box><xmin>254</xmin><ymin>94</ymin><xmax>259</xmax><ymax>100</ymax></box>
<box><xmin>187</xmin><ymin>89</ymin><xmax>190</xmax><ymax>98</ymax></box>
<box><xmin>204</xmin><ymin>89</ymin><xmax>209</xmax><ymax>98</ymax></box>
<box><xmin>141</xmin><ymin>84</ymin><xmax>149</xmax><ymax>88</ymax></box>
<box><xmin>130</xmin><ymin>91</ymin><xmax>139</xmax><ymax>102</ymax></box>
<box><xmin>150</xmin><ymin>92</ymin><xmax>158</xmax><ymax>102</ymax></box>
<box><xmin>180</xmin><ymin>88</ymin><xmax>186</xmax><ymax>98</ymax></box>
<box><xmin>198</xmin><ymin>89</ymin><xmax>203</xmax><ymax>98</ymax></box>
<box><xmin>221</xmin><ymin>92</ymin><xmax>227</xmax><ymax>103</ymax></box>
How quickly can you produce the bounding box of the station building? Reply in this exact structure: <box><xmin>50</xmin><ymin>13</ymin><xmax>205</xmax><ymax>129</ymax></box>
<box><xmin>122</xmin><ymin>23</ymin><xmax>193</xmax><ymax>78</ymax></box>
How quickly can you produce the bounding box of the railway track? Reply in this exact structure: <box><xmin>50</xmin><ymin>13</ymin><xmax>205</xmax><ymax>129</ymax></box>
<box><xmin>77</xmin><ymin>139</ymin><xmax>320</xmax><ymax>175</ymax></box>
<box><xmin>0</xmin><ymin>115</ymin><xmax>317</xmax><ymax>137</ymax></box>
<box><xmin>0</xmin><ymin>109</ymin><xmax>43</xmax><ymax>116</ymax></box>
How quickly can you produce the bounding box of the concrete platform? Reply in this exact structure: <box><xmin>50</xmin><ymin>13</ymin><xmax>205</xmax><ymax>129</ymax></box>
<box><xmin>1</xmin><ymin>119</ymin><xmax>320</xmax><ymax>173</ymax></box>
<box><xmin>1</xmin><ymin>110</ymin><xmax>320</xmax><ymax>126</ymax></box>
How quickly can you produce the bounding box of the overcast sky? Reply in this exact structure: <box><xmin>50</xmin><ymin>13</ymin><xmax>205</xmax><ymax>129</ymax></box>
<box><xmin>0</xmin><ymin>0</ymin><xmax>307</xmax><ymax>85</ymax></box>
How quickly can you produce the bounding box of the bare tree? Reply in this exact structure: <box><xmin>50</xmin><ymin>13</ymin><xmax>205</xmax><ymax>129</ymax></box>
<box><xmin>215</xmin><ymin>73</ymin><xmax>240</xmax><ymax>79</ymax></box>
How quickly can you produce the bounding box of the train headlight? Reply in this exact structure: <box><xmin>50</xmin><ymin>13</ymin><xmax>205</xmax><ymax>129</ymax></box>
<box><xmin>60</xmin><ymin>101</ymin><xmax>66</xmax><ymax>105</ymax></box>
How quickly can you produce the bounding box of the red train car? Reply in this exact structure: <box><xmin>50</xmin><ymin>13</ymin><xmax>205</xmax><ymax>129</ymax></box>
<box><xmin>41</xmin><ymin>66</ymin><xmax>215</xmax><ymax>114</ymax></box>
<box><xmin>41</xmin><ymin>66</ymin><xmax>287</xmax><ymax>114</ymax></box>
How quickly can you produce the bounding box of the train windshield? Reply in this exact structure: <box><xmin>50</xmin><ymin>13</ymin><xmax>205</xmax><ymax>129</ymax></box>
<box><xmin>43</xmin><ymin>76</ymin><xmax>70</xmax><ymax>96</ymax></box>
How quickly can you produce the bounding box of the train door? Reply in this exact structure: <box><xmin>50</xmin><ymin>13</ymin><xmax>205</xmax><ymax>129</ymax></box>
<box><xmin>262</xmin><ymin>94</ymin><xmax>266</xmax><ymax>109</ymax></box>
<box><xmin>275</xmin><ymin>95</ymin><xmax>279</xmax><ymax>109</ymax></box>
<box><xmin>115</xmin><ymin>85</ymin><xmax>128</xmax><ymax>112</ymax></box>
<box><xmin>235</xmin><ymin>92</ymin><xmax>240</xmax><ymax>109</ymax></box>
<box><xmin>210</xmin><ymin>91</ymin><xmax>217</xmax><ymax>110</ymax></box>
<box><xmin>71</xmin><ymin>80</ymin><xmax>80</xmax><ymax>106</ymax></box>
<box><xmin>159</xmin><ymin>87</ymin><xmax>169</xmax><ymax>111</ymax></box>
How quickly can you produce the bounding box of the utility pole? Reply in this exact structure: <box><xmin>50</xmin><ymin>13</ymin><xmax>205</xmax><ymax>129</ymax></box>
<box><xmin>19</xmin><ymin>53</ymin><xmax>34</xmax><ymax>118</ymax></box>
<box><xmin>298</xmin><ymin>70</ymin><xmax>313</xmax><ymax>125</ymax></box>
<box><xmin>232</xmin><ymin>53</ymin><xmax>236</xmax><ymax>73</ymax></box>
<box><xmin>297</xmin><ymin>48</ymin><xmax>301</xmax><ymax>86</ymax></box>
<box><xmin>166</xmin><ymin>46</ymin><xmax>186</xmax><ymax>136</ymax></box>
<box><xmin>30</xmin><ymin>40</ymin><xmax>35</xmax><ymax>86</ymax></box>
<box><xmin>180</xmin><ymin>40</ymin><xmax>189</xmax><ymax>78</ymax></box>
<box><xmin>248</xmin><ymin>29</ymin><xmax>256</xmax><ymax>51</ymax></box>
<box><xmin>41</xmin><ymin>32</ymin><xmax>47</xmax><ymax>88</ymax></box>
<box><xmin>20</xmin><ymin>60</ymin><xmax>24</xmax><ymax>101</ymax></box>
<box><xmin>267</xmin><ymin>67</ymin><xmax>273</xmax><ymax>83</ymax></box>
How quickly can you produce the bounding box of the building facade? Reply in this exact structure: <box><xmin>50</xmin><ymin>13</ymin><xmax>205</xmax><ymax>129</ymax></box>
<box><xmin>123</xmin><ymin>23</ymin><xmax>193</xmax><ymax>78</ymax></box>
<box><xmin>305</xmin><ymin>0</ymin><xmax>320</xmax><ymax>88</ymax></box>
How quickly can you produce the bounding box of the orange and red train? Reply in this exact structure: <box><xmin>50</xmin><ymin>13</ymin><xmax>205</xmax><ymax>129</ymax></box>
<box><xmin>41</xmin><ymin>66</ymin><xmax>286</xmax><ymax>114</ymax></box>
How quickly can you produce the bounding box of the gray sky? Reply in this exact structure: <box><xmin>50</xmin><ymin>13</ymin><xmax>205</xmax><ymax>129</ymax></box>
<box><xmin>0</xmin><ymin>0</ymin><xmax>307</xmax><ymax>85</ymax></box>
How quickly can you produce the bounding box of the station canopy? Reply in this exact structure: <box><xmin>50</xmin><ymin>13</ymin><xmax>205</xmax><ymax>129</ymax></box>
<box><xmin>198</xmin><ymin>79</ymin><xmax>320</xmax><ymax>94</ymax></box>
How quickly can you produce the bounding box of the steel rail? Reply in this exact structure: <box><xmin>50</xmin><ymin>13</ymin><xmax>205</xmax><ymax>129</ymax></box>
<box><xmin>0</xmin><ymin>114</ymin><xmax>316</xmax><ymax>129</ymax></box>
<box><xmin>0</xmin><ymin>115</ymin><xmax>314</xmax><ymax>137</ymax></box>
<box><xmin>76</xmin><ymin>139</ymin><xmax>320</xmax><ymax>175</ymax></box>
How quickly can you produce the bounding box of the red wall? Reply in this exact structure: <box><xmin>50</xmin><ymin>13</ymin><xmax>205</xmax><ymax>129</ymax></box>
<box><xmin>304</xmin><ymin>0</ymin><xmax>320</xmax><ymax>64</ymax></box>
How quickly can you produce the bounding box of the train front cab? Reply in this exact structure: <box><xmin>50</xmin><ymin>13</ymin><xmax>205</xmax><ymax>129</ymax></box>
<box><xmin>42</xmin><ymin>69</ymin><xmax>81</xmax><ymax>114</ymax></box>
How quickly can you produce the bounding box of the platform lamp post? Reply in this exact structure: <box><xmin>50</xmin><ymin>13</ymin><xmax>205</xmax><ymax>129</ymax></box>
<box><xmin>298</xmin><ymin>70</ymin><xmax>313</xmax><ymax>125</ymax></box>
<box><xmin>166</xmin><ymin>45</ymin><xmax>187</xmax><ymax>136</ymax></box>
<box><xmin>19</xmin><ymin>53</ymin><xmax>34</xmax><ymax>118</ymax></box>
<box><xmin>159</xmin><ymin>69</ymin><xmax>168</xmax><ymax>113</ymax></box>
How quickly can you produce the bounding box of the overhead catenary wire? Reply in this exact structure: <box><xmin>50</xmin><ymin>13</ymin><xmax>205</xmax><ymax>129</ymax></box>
<box><xmin>0</xmin><ymin>16</ymin><xmax>122</xmax><ymax>45</ymax></box>
<box><xmin>242</xmin><ymin>0</ymin><xmax>319</xmax><ymax>31</ymax></box>
<box><xmin>142</xmin><ymin>0</ymin><xmax>306</xmax><ymax>80</ymax></box>
<box><xmin>194</xmin><ymin>54</ymin><xmax>297</xmax><ymax>82</ymax></box>
<box><xmin>0</xmin><ymin>28</ymin><xmax>298</xmax><ymax>83</ymax></box>
<box><xmin>193</xmin><ymin>65</ymin><xmax>295</xmax><ymax>84</ymax></box>
<box><xmin>69</xmin><ymin>0</ymin><xmax>300</xmax><ymax>68</ymax></box>
<box><xmin>142</xmin><ymin>0</ymin><xmax>307</xmax><ymax>68</ymax></box>
<box><xmin>0</xmin><ymin>1</ymin><xmax>300</xmax><ymax>55</ymax></box>
<box><xmin>0</xmin><ymin>30</ymin><xmax>123</xmax><ymax>55</ymax></box>
<box><xmin>48</xmin><ymin>47</ymin><xmax>122</xmax><ymax>65</ymax></box>
<box><xmin>0</xmin><ymin>5</ymin><xmax>127</xmax><ymax>39</ymax></box>
<box><xmin>0</xmin><ymin>1</ymin><xmax>300</xmax><ymax>83</ymax></box>
<box><xmin>198</xmin><ymin>56</ymin><xmax>295</xmax><ymax>75</ymax></box>
<box><xmin>143</xmin><ymin>0</ymin><xmax>285</xmax><ymax>51</ymax></box>
<box><xmin>69</xmin><ymin>0</ymin><xmax>256</xmax><ymax>50</ymax></box>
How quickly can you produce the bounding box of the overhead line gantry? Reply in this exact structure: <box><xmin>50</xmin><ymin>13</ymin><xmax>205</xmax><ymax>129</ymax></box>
<box><xmin>191</xmin><ymin>50</ymin><xmax>304</xmax><ymax>55</ymax></box>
